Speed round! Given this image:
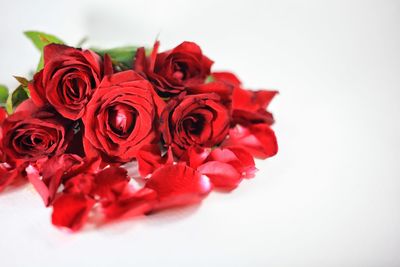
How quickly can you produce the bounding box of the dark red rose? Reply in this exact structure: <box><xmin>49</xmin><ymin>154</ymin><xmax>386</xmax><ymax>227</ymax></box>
<box><xmin>135</xmin><ymin>41</ymin><xmax>213</xmax><ymax>97</ymax></box>
<box><xmin>82</xmin><ymin>70</ymin><xmax>164</xmax><ymax>163</ymax></box>
<box><xmin>160</xmin><ymin>93</ymin><xmax>230</xmax><ymax>156</ymax></box>
<box><xmin>28</xmin><ymin>44</ymin><xmax>103</xmax><ymax>120</ymax></box>
<box><xmin>1</xmin><ymin>108</ymin><xmax>71</xmax><ymax>163</ymax></box>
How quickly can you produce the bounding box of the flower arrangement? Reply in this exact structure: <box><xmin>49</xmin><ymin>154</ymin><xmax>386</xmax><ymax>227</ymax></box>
<box><xmin>0</xmin><ymin>31</ymin><xmax>278</xmax><ymax>231</ymax></box>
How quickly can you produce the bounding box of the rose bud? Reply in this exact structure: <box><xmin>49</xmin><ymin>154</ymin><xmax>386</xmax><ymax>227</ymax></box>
<box><xmin>1</xmin><ymin>107</ymin><xmax>71</xmax><ymax>163</ymax></box>
<box><xmin>28</xmin><ymin>44</ymin><xmax>103</xmax><ymax>120</ymax></box>
<box><xmin>82</xmin><ymin>70</ymin><xmax>164</xmax><ymax>163</ymax></box>
<box><xmin>134</xmin><ymin>41</ymin><xmax>213</xmax><ymax>97</ymax></box>
<box><xmin>160</xmin><ymin>93</ymin><xmax>230</xmax><ymax>156</ymax></box>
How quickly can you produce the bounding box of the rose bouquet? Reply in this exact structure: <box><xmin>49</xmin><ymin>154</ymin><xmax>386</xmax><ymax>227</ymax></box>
<box><xmin>0</xmin><ymin>31</ymin><xmax>278</xmax><ymax>231</ymax></box>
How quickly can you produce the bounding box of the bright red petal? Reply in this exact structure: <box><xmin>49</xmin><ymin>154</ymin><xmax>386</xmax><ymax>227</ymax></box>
<box><xmin>179</xmin><ymin>146</ymin><xmax>211</xmax><ymax>169</ymax></box>
<box><xmin>92</xmin><ymin>167</ymin><xmax>130</xmax><ymax>201</ymax></box>
<box><xmin>207</xmin><ymin>146</ymin><xmax>257</xmax><ymax>179</ymax></box>
<box><xmin>0</xmin><ymin>163</ymin><xmax>22</xmax><ymax>192</ymax></box>
<box><xmin>102</xmin><ymin>187</ymin><xmax>157</xmax><ymax>219</ymax></box>
<box><xmin>136</xmin><ymin>144</ymin><xmax>170</xmax><ymax>178</ymax></box>
<box><xmin>26</xmin><ymin>154</ymin><xmax>84</xmax><ymax>206</ymax></box>
<box><xmin>198</xmin><ymin>161</ymin><xmax>242</xmax><ymax>190</ymax></box>
<box><xmin>51</xmin><ymin>193</ymin><xmax>95</xmax><ymax>231</ymax></box>
<box><xmin>146</xmin><ymin>163</ymin><xmax>211</xmax><ymax>209</ymax></box>
<box><xmin>212</xmin><ymin>72</ymin><xmax>242</xmax><ymax>86</ymax></box>
<box><xmin>223</xmin><ymin>124</ymin><xmax>278</xmax><ymax>159</ymax></box>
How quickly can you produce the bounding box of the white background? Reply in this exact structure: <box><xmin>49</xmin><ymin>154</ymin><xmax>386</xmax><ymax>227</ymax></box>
<box><xmin>0</xmin><ymin>0</ymin><xmax>399</xmax><ymax>266</ymax></box>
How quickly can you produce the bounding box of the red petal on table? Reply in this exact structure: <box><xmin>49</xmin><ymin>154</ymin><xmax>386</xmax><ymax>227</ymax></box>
<box><xmin>208</xmin><ymin>146</ymin><xmax>257</xmax><ymax>179</ymax></box>
<box><xmin>225</xmin><ymin>146</ymin><xmax>257</xmax><ymax>178</ymax></box>
<box><xmin>136</xmin><ymin>144</ymin><xmax>172</xmax><ymax>178</ymax></box>
<box><xmin>146</xmin><ymin>163</ymin><xmax>211</xmax><ymax>209</ymax></box>
<box><xmin>179</xmin><ymin>146</ymin><xmax>211</xmax><ymax>169</ymax></box>
<box><xmin>103</xmin><ymin>187</ymin><xmax>157</xmax><ymax>219</ymax></box>
<box><xmin>63</xmin><ymin>173</ymin><xmax>95</xmax><ymax>195</ymax></box>
<box><xmin>212</xmin><ymin>72</ymin><xmax>242</xmax><ymax>87</ymax></box>
<box><xmin>0</xmin><ymin>163</ymin><xmax>22</xmax><ymax>192</ymax></box>
<box><xmin>51</xmin><ymin>193</ymin><xmax>95</xmax><ymax>232</ymax></box>
<box><xmin>198</xmin><ymin>161</ymin><xmax>242</xmax><ymax>190</ymax></box>
<box><xmin>223</xmin><ymin>124</ymin><xmax>278</xmax><ymax>159</ymax></box>
<box><xmin>26</xmin><ymin>154</ymin><xmax>84</xmax><ymax>206</ymax></box>
<box><xmin>26</xmin><ymin>163</ymin><xmax>63</xmax><ymax>207</ymax></box>
<box><xmin>92</xmin><ymin>167</ymin><xmax>130</xmax><ymax>201</ymax></box>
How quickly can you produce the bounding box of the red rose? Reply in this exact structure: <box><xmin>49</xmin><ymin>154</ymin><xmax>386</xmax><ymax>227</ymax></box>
<box><xmin>160</xmin><ymin>93</ymin><xmax>230</xmax><ymax>155</ymax></box>
<box><xmin>28</xmin><ymin>44</ymin><xmax>103</xmax><ymax>120</ymax></box>
<box><xmin>82</xmin><ymin>70</ymin><xmax>164</xmax><ymax>163</ymax></box>
<box><xmin>1</xmin><ymin>107</ymin><xmax>70</xmax><ymax>163</ymax></box>
<box><xmin>135</xmin><ymin>41</ymin><xmax>213</xmax><ymax>97</ymax></box>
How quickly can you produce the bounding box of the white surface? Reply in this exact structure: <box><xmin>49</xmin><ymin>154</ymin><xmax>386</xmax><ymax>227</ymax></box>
<box><xmin>1</xmin><ymin>0</ymin><xmax>400</xmax><ymax>266</ymax></box>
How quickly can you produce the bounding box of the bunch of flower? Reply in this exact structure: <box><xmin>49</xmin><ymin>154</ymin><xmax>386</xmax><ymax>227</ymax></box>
<box><xmin>0</xmin><ymin>31</ymin><xmax>278</xmax><ymax>231</ymax></box>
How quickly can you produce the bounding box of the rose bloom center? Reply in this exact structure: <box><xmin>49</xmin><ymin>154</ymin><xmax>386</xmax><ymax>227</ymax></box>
<box><xmin>107</xmin><ymin>104</ymin><xmax>137</xmax><ymax>136</ymax></box>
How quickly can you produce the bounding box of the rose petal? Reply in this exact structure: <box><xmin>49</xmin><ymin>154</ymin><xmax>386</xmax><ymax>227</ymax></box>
<box><xmin>14</xmin><ymin>99</ymin><xmax>38</xmax><ymax>114</ymax></box>
<box><xmin>207</xmin><ymin>146</ymin><xmax>257</xmax><ymax>179</ymax></box>
<box><xmin>179</xmin><ymin>146</ymin><xmax>211</xmax><ymax>169</ymax></box>
<box><xmin>212</xmin><ymin>72</ymin><xmax>242</xmax><ymax>87</ymax></box>
<box><xmin>26</xmin><ymin>154</ymin><xmax>83</xmax><ymax>206</ymax></box>
<box><xmin>63</xmin><ymin>173</ymin><xmax>95</xmax><ymax>195</ymax></box>
<box><xmin>136</xmin><ymin>144</ymin><xmax>173</xmax><ymax>178</ymax></box>
<box><xmin>146</xmin><ymin>163</ymin><xmax>211</xmax><ymax>209</ymax></box>
<box><xmin>103</xmin><ymin>53</ymin><xmax>114</xmax><ymax>76</ymax></box>
<box><xmin>223</xmin><ymin>124</ymin><xmax>278</xmax><ymax>159</ymax></box>
<box><xmin>188</xmin><ymin>81</ymin><xmax>233</xmax><ymax>102</ymax></box>
<box><xmin>51</xmin><ymin>193</ymin><xmax>95</xmax><ymax>231</ymax></box>
<box><xmin>198</xmin><ymin>161</ymin><xmax>242</xmax><ymax>190</ymax></box>
<box><xmin>92</xmin><ymin>167</ymin><xmax>130</xmax><ymax>201</ymax></box>
<box><xmin>102</xmin><ymin>187</ymin><xmax>157</xmax><ymax>219</ymax></box>
<box><xmin>0</xmin><ymin>163</ymin><xmax>22</xmax><ymax>192</ymax></box>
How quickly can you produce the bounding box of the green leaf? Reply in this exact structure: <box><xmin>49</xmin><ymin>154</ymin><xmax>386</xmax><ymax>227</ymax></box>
<box><xmin>91</xmin><ymin>46</ymin><xmax>139</xmax><ymax>69</ymax></box>
<box><xmin>0</xmin><ymin>84</ymin><xmax>9</xmax><ymax>103</ymax></box>
<box><xmin>24</xmin><ymin>31</ymin><xmax>64</xmax><ymax>51</ymax></box>
<box><xmin>24</xmin><ymin>31</ymin><xmax>65</xmax><ymax>71</ymax></box>
<box><xmin>6</xmin><ymin>85</ymin><xmax>30</xmax><ymax>114</ymax></box>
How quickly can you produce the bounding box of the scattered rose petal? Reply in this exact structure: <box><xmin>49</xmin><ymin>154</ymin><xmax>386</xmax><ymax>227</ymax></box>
<box><xmin>146</xmin><ymin>163</ymin><xmax>211</xmax><ymax>209</ymax></box>
<box><xmin>223</xmin><ymin>124</ymin><xmax>278</xmax><ymax>159</ymax></box>
<box><xmin>51</xmin><ymin>193</ymin><xmax>95</xmax><ymax>231</ymax></box>
<box><xmin>198</xmin><ymin>161</ymin><xmax>242</xmax><ymax>190</ymax></box>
